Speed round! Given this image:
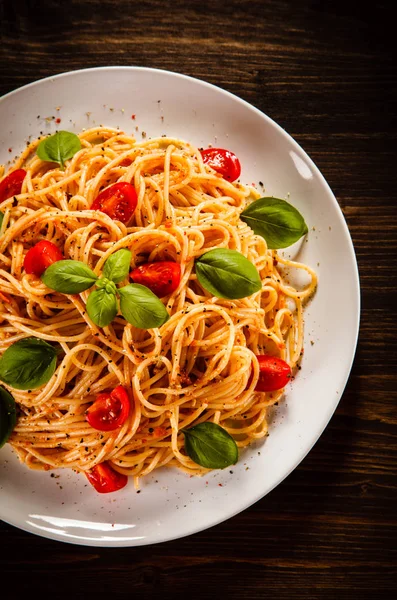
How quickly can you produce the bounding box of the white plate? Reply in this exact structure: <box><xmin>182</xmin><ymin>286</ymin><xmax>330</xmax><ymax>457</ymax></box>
<box><xmin>0</xmin><ymin>67</ymin><xmax>360</xmax><ymax>546</ymax></box>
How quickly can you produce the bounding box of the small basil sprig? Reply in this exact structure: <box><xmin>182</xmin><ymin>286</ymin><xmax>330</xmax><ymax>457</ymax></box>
<box><xmin>182</xmin><ymin>422</ymin><xmax>238</xmax><ymax>469</ymax></box>
<box><xmin>240</xmin><ymin>197</ymin><xmax>308</xmax><ymax>249</ymax></box>
<box><xmin>0</xmin><ymin>385</ymin><xmax>17</xmax><ymax>447</ymax></box>
<box><xmin>195</xmin><ymin>248</ymin><xmax>262</xmax><ymax>299</ymax></box>
<box><xmin>41</xmin><ymin>249</ymin><xmax>169</xmax><ymax>330</ymax></box>
<box><xmin>37</xmin><ymin>131</ymin><xmax>81</xmax><ymax>169</ymax></box>
<box><xmin>0</xmin><ymin>338</ymin><xmax>57</xmax><ymax>390</ymax></box>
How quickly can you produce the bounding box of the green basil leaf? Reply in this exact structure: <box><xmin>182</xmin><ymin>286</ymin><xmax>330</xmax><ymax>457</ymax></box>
<box><xmin>0</xmin><ymin>337</ymin><xmax>57</xmax><ymax>390</ymax></box>
<box><xmin>0</xmin><ymin>212</ymin><xmax>4</xmax><ymax>230</ymax></box>
<box><xmin>119</xmin><ymin>284</ymin><xmax>169</xmax><ymax>329</ymax></box>
<box><xmin>0</xmin><ymin>385</ymin><xmax>17</xmax><ymax>448</ymax></box>
<box><xmin>42</xmin><ymin>260</ymin><xmax>98</xmax><ymax>294</ymax></box>
<box><xmin>37</xmin><ymin>131</ymin><xmax>81</xmax><ymax>168</ymax></box>
<box><xmin>195</xmin><ymin>248</ymin><xmax>262</xmax><ymax>299</ymax></box>
<box><xmin>95</xmin><ymin>278</ymin><xmax>118</xmax><ymax>294</ymax></box>
<box><xmin>182</xmin><ymin>422</ymin><xmax>238</xmax><ymax>469</ymax></box>
<box><xmin>240</xmin><ymin>196</ymin><xmax>308</xmax><ymax>249</ymax></box>
<box><xmin>103</xmin><ymin>249</ymin><xmax>132</xmax><ymax>283</ymax></box>
<box><xmin>86</xmin><ymin>288</ymin><xmax>118</xmax><ymax>327</ymax></box>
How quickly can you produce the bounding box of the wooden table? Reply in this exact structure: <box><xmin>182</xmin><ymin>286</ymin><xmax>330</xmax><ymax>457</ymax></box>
<box><xmin>1</xmin><ymin>1</ymin><xmax>395</xmax><ymax>598</ymax></box>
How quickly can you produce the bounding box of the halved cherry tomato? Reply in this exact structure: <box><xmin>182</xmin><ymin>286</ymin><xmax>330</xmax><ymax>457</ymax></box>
<box><xmin>0</xmin><ymin>169</ymin><xmax>26</xmax><ymax>202</ymax></box>
<box><xmin>130</xmin><ymin>261</ymin><xmax>181</xmax><ymax>297</ymax></box>
<box><xmin>86</xmin><ymin>385</ymin><xmax>130</xmax><ymax>432</ymax></box>
<box><xmin>255</xmin><ymin>355</ymin><xmax>292</xmax><ymax>392</ymax></box>
<box><xmin>85</xmin><ymin>462</ymin><xmax>128</xmax><ymax>493</ymax></box>
<box><xmin>91</xmin><ymin>182</ymin><xmax>137</xmax><ymax>223</ymax></box>
<box><xmin>23</xmin><ymin>240</ymin><xmax>63</xmax><ymax>276</ymax></box>
<box><xmin>200</xmin><ymin>148</ymin><xmax>241</xmax><ymax>182</ymax></box>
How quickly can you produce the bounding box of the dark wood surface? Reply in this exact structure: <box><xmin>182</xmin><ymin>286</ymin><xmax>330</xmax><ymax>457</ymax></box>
<box><xmin>0</xmin><ymin>1</ymin><xmax>396</xmax><ymax>598</ymax></box>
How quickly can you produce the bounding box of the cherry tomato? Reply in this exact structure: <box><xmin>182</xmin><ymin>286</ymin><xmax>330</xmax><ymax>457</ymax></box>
<box><xmin>130</xmin><ymin>261</ymin><xmax>181</xmax><ymax>297</ymax></box>
<box><xmin>85</xmin><ymin>462</ymin><xmax>128</xmax><ymax>493</ymax></box>
<box><xmin>0</xmin><ymin>169</ymin><xmax>26</xmax><ymax>202</ymax></box>
<box><xmin>91</xmin><ymin>182</ymin><xmax>137</xmax><ymax>223</ymax></box>
<box><xmin>23</xmin><ymin>240</ymin><xmax>63</xmax><ymax>276</ymax></box>
<box><xmin>255</xmin><ymin>355</ymin><xmax>292</xmax><ymax>392</ymax></box>
<box><xmin>86</xmin><ymin>385</ymin><xmax>130</xmax><ymax>432</ymax></box>
<box><xmin>200</xmin><ymin>148</ymin><xmax>241</xmax><ymax>182</ymax></box>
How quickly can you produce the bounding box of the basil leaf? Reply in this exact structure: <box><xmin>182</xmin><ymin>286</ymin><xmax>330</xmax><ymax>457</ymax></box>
<box><xmin>103</xmin><ymin>249</ymin><xmax>132</xmax><ymax>283</ymax></box>
<box><xmin>240</xmin><ymin>196</ymin><xmax>308</xmax><ymax>249</ymax></box>
<box><xmin>0</xmin><ymin>211</ymin><xmax>4</xmax><ymax>230</ymax></box>
<box><xmin>119</xmin><ymin>284</ymin><xmax>169</xmax><ymax>329</ymax></box>
<box><xmin>182</xmin><ymin>422</ymin><xmax>238</xmax><ymax>469</ymax></box>
<box><xmin>195</xmin><ymin>249</ymin><xmax>262</xmax><ymax>299</ymax></box>
<box><xmin>0</xmin><ymin>337</ymin><xmax>57</xmax><ymax>390</ymax></box>
<box><xmin>42</xmin><ymin>260</ymin><xmax>98</xmax><ymax>294</ymax></box>
<box><xmin>37</xmin><ymin>131</ymin><xmax>81</xmax><ymax>168</ymax></box>
<box><xmin>0</xmin><ymin>385</ymin><xmax>17</xmax><ymax>448</ymax></box>
<box><xmin>95</xmin><ymin>278</ymin><xmax>117</xmax><ymax>294</ymax></box>
<box><xmin>86</xmin><ymin>288</ymin><xmax>118</xmax><ymax>327</ymax></box>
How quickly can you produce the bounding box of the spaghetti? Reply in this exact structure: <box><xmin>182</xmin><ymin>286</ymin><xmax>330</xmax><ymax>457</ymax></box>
<box><xmin>0</xmin><ymin>127</ymin><xmax>317</xmax><ymax>489</ymax></box>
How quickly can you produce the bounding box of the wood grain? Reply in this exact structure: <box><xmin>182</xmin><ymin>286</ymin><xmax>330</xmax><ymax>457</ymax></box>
<box><xmin>0</xmin><ymin>1</ymin><xmax>396</xmax><ymax>598</ymax></box>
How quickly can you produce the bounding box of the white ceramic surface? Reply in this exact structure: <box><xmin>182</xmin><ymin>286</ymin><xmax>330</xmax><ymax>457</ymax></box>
<box><xmin>0</xmin><ymin>67</ymin><xmax>360</xmax><ymax>546</ymax></box>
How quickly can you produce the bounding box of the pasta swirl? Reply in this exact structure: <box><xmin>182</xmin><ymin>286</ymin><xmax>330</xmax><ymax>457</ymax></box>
<box><xmin>0</xmin><ymin>127</ymin><xmax>317</xmax><ymax>488</ymax></box>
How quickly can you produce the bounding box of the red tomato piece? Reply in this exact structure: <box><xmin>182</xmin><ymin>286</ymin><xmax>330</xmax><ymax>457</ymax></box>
<box><xmin>255</xmin><ymin>355</ymin><xmax>292</xmax><ymax>392</ymax></box>
<box><xmin>0</xmin><ymin>291</ymin><xmax>11</xmax><ymax>303</ymax></box>
<box><xmin>0</xmin><ymin>169</ymin><xmax>26</xmax><ymax>202</ymax></box>
<box><xmin>91</xmin><ymin>182</ymin><xmax>137</xmax><ymax>223</ymax></box>
<box><xmin>86</xmin><ymin>385</ymin><xmax>130</xmax><ymax>432</ymax></box>
<box><xmin>85</xmin><ymin>462</ymin><xmax>128</xmax><ymax>493</ymax></box>
<box><xmin>200</xmin><ymin>148</ymin><xmax>241</xmax><ymax>182</ymax></box>
<box><xmin>130</xmin><ymin>261</ymin><xmax>181</xmax><ymax>297</ymax></box>
<box><xmin>119</xmin><ymin>158</ymin><xmax>133</xmax><ymax>167</ymax></box>
<box><xmin>153</xmin><ymin>426</ymin><xmax>167</xmax><ymax>438</ymax></box>
<box><xmin>23</xmin><ymin>240</ymin><xmax>63</xmax><ymax>276</ymax></box>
